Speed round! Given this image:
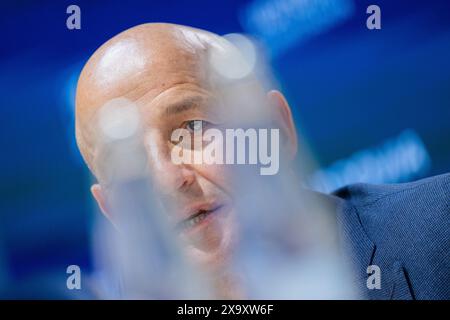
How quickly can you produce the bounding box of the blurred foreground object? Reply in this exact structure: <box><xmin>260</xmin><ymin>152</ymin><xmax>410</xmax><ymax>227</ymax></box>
<box><xmin>89</xmin><ymin>33</ymin><xmax>357</xmax><ymax>299</ymax></box>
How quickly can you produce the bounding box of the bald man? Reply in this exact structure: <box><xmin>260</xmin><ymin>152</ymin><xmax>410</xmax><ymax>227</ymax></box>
<box><xmin>75</xmin><ymin>23</ymin><xmax>450</xmax><ymax>300</ymax></box>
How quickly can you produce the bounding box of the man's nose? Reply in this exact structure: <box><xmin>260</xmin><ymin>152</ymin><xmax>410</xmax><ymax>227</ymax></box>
<box><xmin>155</xmin><ymin>159</ymin><xmax>196</xmax><ymax>193</ymax></box>
<box><xmin>145</xmin><ymin>133</ymin><xmax>196</xmax><ymax>193</ymax></box>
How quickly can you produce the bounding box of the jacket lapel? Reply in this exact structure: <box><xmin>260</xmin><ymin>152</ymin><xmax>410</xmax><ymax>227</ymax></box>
<box><xmin>334</xmin><ymin>198</ymin><xmax>376</xmax><ymax>297</ymax></box>
<box><xmin>389</xmin><ymin>261</ymin><xmax>414</xmax><ymax>300</ymax></box>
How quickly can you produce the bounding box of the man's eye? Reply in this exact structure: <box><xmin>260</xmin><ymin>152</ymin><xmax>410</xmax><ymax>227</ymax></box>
<box><xmin>186</xmin><ymin>120</ymin><xmax>208</xmax><ymax>132</ymax></box>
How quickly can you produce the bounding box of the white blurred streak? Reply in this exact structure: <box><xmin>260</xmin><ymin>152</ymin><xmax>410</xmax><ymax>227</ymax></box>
<box><xmin>231</xmin><ymin>164</ymin><xmax>358</xmax><ymax>299</ymax></box>
<box><xmin>94</xmin><ymin>100</ymin><xmax>211</xmax><ymax>299</ymax></box>
<box><xmin>89</xmin><ymin>33</ymin><xmax>359</xmax><ymax>300</ymax></box>
<box><xmin>209</xmin><ymin>33</ymin><xmax>257</xmax><ymax>80</ymax></box>
<box><xmin>212</xmin><ymin>34</ymin><xmax>358</xmax><ymax>299</ymax></box>
<box><xmin>208</xmin><ymin>34</ymin><xmax>273</xmax><ymax>126</ymax></box>
<box><xmin>308</xmin><ymin>129</ymin><xmax>431</xmax><ymax>193</ymax></box>
<box><xmin>241</xmin><ymin>0</ymin><xmax>355</xmax><ymax>57</ymax></box>
<box><xmin>98</xmin><ymin>98</ymin><xmax>140</xmax><ymax>141</ymax></box>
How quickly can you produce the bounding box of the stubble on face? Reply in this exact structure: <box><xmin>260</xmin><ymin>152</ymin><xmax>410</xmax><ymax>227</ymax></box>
<box><xmin>76</xmin><ymin>23</ymin><xmax>246</xmax><ymax>298</ymax></box>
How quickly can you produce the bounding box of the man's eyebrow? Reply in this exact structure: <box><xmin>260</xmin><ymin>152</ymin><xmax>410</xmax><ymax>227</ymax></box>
<box><xmin>163</xmin><ymin>96</ymin><xmax>205</xmax><ymax>116</ymax></box>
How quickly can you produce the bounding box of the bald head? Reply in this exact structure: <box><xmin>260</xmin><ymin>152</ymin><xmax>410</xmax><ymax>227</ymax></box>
<box><xmin>74</xmin><ymin>24</ymin><xmax>297</xmax><ymax>296</ymax></box>
<box><xmin>75</xmin><ymin>23</ymin><xmax>226</xmax><ymax>175</ymax></box>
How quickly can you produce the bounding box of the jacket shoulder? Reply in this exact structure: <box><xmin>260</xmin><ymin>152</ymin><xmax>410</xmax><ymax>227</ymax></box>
<box><xmin>333</xmin><ymin>173</ymin><xmax>450</xmax><ymax>244</ymax></box>
<box><xmin>333</xmin><ymin>173</ymin><xmax>450</xmax><ymax>210</ymax></box>
<box><xmin>333</xmin><ymin>173</ymin><xmax>450</xmax><ymax>299</ymax></box>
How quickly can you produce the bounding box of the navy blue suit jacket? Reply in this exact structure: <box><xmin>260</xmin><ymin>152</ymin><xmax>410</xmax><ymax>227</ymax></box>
<box><xmin>332</xmin><ymin>173</ymin><xmax>450</xmax><ymax>299</ymax></box>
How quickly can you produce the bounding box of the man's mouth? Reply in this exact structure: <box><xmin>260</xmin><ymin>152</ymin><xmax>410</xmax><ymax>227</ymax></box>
<box><xmin>176</xmin><ymin>204</ymin><xmax>224</xmax><ymax>232</ymax></box>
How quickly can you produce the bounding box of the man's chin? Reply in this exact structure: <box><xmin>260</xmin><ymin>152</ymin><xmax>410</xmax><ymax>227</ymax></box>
<box><xmin>183</xmin><ymin>228</ymin><xmax>243</xmax><ymax>299</ymax></box>
<box><xmin>183</xmin><ymin>237</ymin><xmax>232</xmax><ymax>271</ymax></box>
<box><xmin>180</xmin><ymin>206</ymin><xmax>236</xmax><ymax>271</ymax></box>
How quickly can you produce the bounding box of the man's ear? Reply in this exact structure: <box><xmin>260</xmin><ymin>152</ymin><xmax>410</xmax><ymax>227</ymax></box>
<box><xmin>91</xmin><ymin>184</ymin><xmax>114</xmax><ymax>223</ymax></box>
<box><xmin>267</xmin><ymin>90</ymin><xmax>298</xmax><ymax>159</ymax></box>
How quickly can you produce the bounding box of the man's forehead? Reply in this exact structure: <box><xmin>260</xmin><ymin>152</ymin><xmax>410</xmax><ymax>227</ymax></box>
<box><xmin>74</xmin><ymin>23</ymin><xmax>269</xmax><ymax>176</ymax></box>
<box><xmin>76</xmin><ymin>25</ymin><xmax>216</xmax><ymax>116</ymax></box>
<box><xmin>139</xmin><ymin>83</ymin><xmax>215</xmax><ymax>115</ymax></box>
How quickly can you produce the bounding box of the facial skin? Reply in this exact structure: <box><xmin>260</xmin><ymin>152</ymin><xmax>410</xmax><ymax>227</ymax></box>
<box><xmin>75</xmin><ymin>23</ymin><xmax>298</xmax><ymax>298</ymax></box>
